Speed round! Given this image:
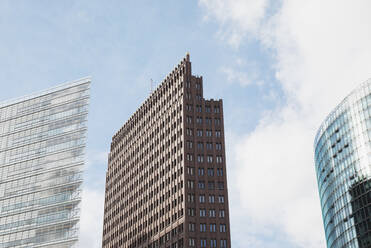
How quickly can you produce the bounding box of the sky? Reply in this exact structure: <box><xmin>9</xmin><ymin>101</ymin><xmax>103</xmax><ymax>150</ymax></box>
<box><xmin>1</xmin><ymin>1</ymin><xmax>371</xmax><ymax>247</ymax></box>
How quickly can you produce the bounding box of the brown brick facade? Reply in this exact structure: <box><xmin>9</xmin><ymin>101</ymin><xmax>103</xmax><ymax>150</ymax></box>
<box><xmin>102</xmin><ymin>54</ymin><xmax>231</xmax><ymax>248</ymax></box>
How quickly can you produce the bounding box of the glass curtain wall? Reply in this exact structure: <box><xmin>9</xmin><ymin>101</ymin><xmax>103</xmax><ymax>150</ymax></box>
<box><xmin>0</xmin><ymin>79</ymin><xmax>90</xmax><ymax>248</ymax></box>
<box><xmin>314</xmin><ymin>79</ymin><xmax>371</xmax><ymax>248</ymax></box>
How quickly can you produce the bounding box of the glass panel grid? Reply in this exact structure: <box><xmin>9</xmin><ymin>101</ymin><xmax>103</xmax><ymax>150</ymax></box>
<box><xmin>0</xmin><ymin>79</ymin><xmax>90</xmax><ymax>248</ymax></box>
<box><xmin>315</xmin><ymin>79</ymin><xmax>371</xmax><ymax>248</ymax></box>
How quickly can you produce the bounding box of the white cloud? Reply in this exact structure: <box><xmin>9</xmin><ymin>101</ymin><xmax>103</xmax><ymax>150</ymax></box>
<box><xmin>221</xmin><ymin>59</ymin><xmax>264</xmax><ymax>87</ymax></box>
<box><xmin>200</xmin><ymin>0</ymin><xmax>371</xmax><ymax>247</ymax></box>
<box><xmin>79</xmin><ymin>188</ymin><xmax>105</xmax><ymax>248</ymax></box>
<box><xmin>221</xmin><ymin>66</ymin><xmax>253</xmax><ymax>86</ymax></box>
<box><xmin>199</xmin><ymin>0</ymin><xmax>269</xmax><ymax>47</ymax></box>
<box><xmin>79</xmin><ymin>150</ymin><xmax>108</xmax><ymax>248</ymax></box>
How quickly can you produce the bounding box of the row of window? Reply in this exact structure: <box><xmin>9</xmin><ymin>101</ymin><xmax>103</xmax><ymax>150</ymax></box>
<box><xmin>187</xmin><ymin>141</ymin><xmax>222</xmax><ymax>150</ymax></box>
<box><xmin>188</xmin><ymin>207</ymin><xmax>225</xmax><ymax>217</ymax></box>
<box><xmin>189</xmin><ymin>238</ymin><xmax>227</xmax><ymax>248</ymax></box>
<box><xmin>187</xmin><ymin>180</ymin><xmax>225</xmax><ymax>190</ymax></box>
<box><xmin>187</xmin><ymin>208</ymin><xmax>226</xmax><ymax>218</ymax></box>
<box><xmin>185</xmin><ymin>92</ymin><xmax>202</xmax><ymax>102</ymax></box>
<box><xmin>185</xmin><ymin>104</ymin><xmax>220</xmax><ymax>114</ymax></box>
<box><xmin>186</xmin><ymin>154</ymin><xmax>223</xmax><ymax>163</ymax></box>
<box><xmin>186</xmin><ymin>116</ymin><xmax>221</xmax><ymax>125</ymax></box>
<box><xmin>185</xmin><ymin>128</ymin><xmax>222</xmax><ymax>137</ymax></box>
<box><xmin>198</xmin><ymin>223</ymin><xmax>227</xmax><ymax>232</ymax></box>
<box><xmin>187</xmin><ymin>167</ymin><xmax>224</xmax><ymax>177</ymax></box>
<box><xmin>198</xmin><ymin>195</ymin><xmax>225</xmax><ymax>205</ymax></box>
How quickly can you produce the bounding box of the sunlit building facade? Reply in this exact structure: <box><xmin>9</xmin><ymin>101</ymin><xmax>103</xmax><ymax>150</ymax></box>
<box><xmin>0</xmin><ymin>78</ymin><xmax>90</xmax><ymax>248</ymax></box>
<box><xmin>314</xmin><ymin>79</ymin><xmax>371</xmax><ymax>248</ymax></box>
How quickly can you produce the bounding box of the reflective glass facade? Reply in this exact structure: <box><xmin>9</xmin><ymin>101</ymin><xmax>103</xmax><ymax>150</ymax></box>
<box><xmin>0</xmin><ymin>79</ymin><xmax>90</xmax><ymax>248</ymax></box>
<box><xmin>315</xmin><ymin>79</ymin><xmax>371</xmax><ymax>248</ymax></box>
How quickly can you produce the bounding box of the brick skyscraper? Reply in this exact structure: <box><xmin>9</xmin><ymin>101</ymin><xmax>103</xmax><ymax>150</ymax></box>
<box><xmin>102</xmin><ymin>54</ymin><xmax>230</xmax><ymax>248</ymax></box>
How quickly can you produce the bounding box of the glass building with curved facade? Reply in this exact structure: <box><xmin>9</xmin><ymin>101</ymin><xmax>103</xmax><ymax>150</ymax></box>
<box><xmin>314</xmin><ymin>79</ymin><xmax>371</xmax><ymax>248</ymax></box>
<box><xmin>0</xmin><ymin>78</ymin><xmax>90</xmax><ymax>248</ymax></box>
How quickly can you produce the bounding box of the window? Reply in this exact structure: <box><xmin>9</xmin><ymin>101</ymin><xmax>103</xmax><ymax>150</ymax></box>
<box><xmin>186</xmin><ymin>154</ymin><xmax>193</xmax><ymax>161</ymax></box>
<box><xmin>189</xmin><ymin>238</ymin><xmax>195</xmax><ymax>247</ymax></box>
<box><xmin>209</xmin><ymin>195</ymin><xmax>215</xmax><ymax>203</ymax></box>
<box><xmin>186</xmin><ymin>92</ymin><xmax>192</xmax><ymax>100</ymax></box>
<box><xmin>195</xmin><ymin>83</ymin><xmax>201</xmax><ymax>89</ymax></box>
<box><xmin>205</xmin><ymin>106</ymin><xmax>211</xmax><ymax>113</ymax></box>
<box><xmin>200</xmin><ymin>239</ymin><xmax>207</xmax><ymax>247</ymax></box>
<box><xmin>218</xmin><ymin>182</ymin><xmax>224</xmax><ymax>190</ymax></box>
<box><xmin>214</xmin><ymin>106</ymin><xmax>220</xmax><ymax>113</ymax></box>
<box><xmin>198</xmin><ymin>167</ymin><xmax>204</xmax><ymax>176</ymax></box>
<box><xmin>207</xmin><ymin>155</ymin><xmax>213</xmax><ymax>163</ymax></box>
<box><xmin>186</xmin><ymin>104</ymin><xmax>193</xmax><ymax>111</ymax></box>
<box><xmin>196</xmin><ymin>105</ymin><xmax>202</xmax><ymax>112</ymax></box>
<box><xmin>216</xmin><ymin>156</ymin><xmax>223</xmax><ymax>163</ymax></box>
<box><xmin>189</xmin><ymin>223</ymin><xmax>195</xmax><ymax>232</ymax></box>
<box><xmin>205</xmin><ymin>118</ymin><xmax>211</xmax><ymax>125</ymax></box>
<box><xmin>197</xmin><ymin>142</ymin><xmax>204</xmax><ymax>150</ymax></box>
<box><xmin>186</xmin><ymin>116</ymin><xmax>192</xmax><ymax>124</ymax></box>
<box><xmin>187</xmin><ymin>180</ymin><xmax>194</xmax><ymax>189</ymax></box>
<box><xmin>219</xmin><ymin>209</ymin><xmax>225</xmax><ymax>218</ymax></box>
<box><xmin>220</xmin><ymin>224</ymin><xmax>226</xmax><ymax>232</ymax></box>
<box><xmin>197</xmin><ymin>155</ymin><xmax>204</xmax><ymax>163</ymax></box>
<box><xmin>206</xmin><ymin>142</ymin><xmax>213</xmax><ymax>150</ymax></box>
<box><xmin>200</xmin><ymin>209</ymin><xmax>206</xmax><ymax>217</ymax></box>
<box><xmin>206</xmin><ymin>130</ymin><xmax>212</xmax><ymax>137</ymax></box>
<box><xmin>211</xmin><ymin>239</ymin><xmax>217</xmax><ymax>247</ymax></box>
<box><xmin>186</xmin><ymin>128</ymin><xmax>193</xmax><ymax>136</ymax></box>
<box><xmin>187</xmin><ymin>167</ymin><xmax>194</xmax><ymax>175</ymax></box>
<box><xmin>187</xmin><ymin>141</ymin><xmax>193</xmax><ymax>149</ymax></box>
<box><xmin>221</xmin><ymin>239</ymin><xmax>227</xmax><ymax>248</ymax></box>
<box><xmin>197</xmin><ymin>130</ymin><xmax>203</xmax><ymax>137</ymax></box>
<box><xmin>198</xmin><ymin>181</ymin><xmax>205</xmax><ymax>189</ymax></box>
<box><xmin>209</xmin><ymin>209</ymin><xmax>216</xmax><ymax>217</ymax></box>
<box><xmin>199</xmin><ymin>194</ymin><xmax>205</xmax><ymax>203</ymax></box>
<box><xmin>208</xmin><ymin>168</ymin><xmax>214</xmax><ymax>176</ymax></box>
<box><xmin>218</xmin><ymin>195</ymin><xmax>224</xmax><ymax>203</ymax></box>
<box><xmin>188</xmin><ymin>208</ymin><xmax>195</xmax><ymax>217</ymax></box>
<box><xmin>215</xmin><ymin>131</ymin><xmax>221</xmax><ymax>137</ymax></box>
<box><xmin>216</xmin><ymin>143</ymin><xmax>222</xmax><ymax>150</ymax></box>
<box><xmin>200</xmin><ymin>223</ymin><xmax>206</xmax><ymax>232</ymax></box>
<box><xmin>188</xmin><ymin>194</ymin><xmax>195</xmax><ymax>202</ymax></box>
<box><xmin>196</xmin><ymin>117</ymin><xmax>203</xmax><ymax>124</ymax></box>
<box><xmin>215</xmin><ymin>118</ymin><xmax>221</xmax><ymax>125</ymax></box>
<box><xmin>210</xmin><ymin>223</ymin><xmax>216</xmax><ymax>232</ymax></box>
<box><xmin>217</xmin><ymin>168</ymin><xmax>223</xmax><ymax>176</ymax></box>
<box><xmin>208</xmin><ymin>181</ymin><xmax>215</xmax><ymax>190</ymax></box>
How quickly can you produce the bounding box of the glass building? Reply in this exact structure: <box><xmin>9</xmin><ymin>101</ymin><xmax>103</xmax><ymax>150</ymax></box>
<box><xmin>0</xmin><ymin>78</ymin><xmax>90</xmax><ymax>248</ymax></box>
<box><xmin>314</xmin><ymin>79</ymin><xmax>371</xmax><ymax>248</ymax></box>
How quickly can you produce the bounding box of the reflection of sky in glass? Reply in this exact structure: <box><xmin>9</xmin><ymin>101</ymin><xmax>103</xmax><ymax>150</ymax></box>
<box><xmin>0</xmin><ymin>79</ymin><xmax>90</xmax><ymax>248</ymax></box>
<box><xmin>314</xmin><ymin>79</ymin><xmax>371</xmax><ymax>248</ymax></box>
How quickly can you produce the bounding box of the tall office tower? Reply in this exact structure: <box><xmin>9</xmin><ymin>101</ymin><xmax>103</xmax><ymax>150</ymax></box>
<box><xmin>0</xmin><ymin>78</ymin><xmax>90</xmax><ymax>248</ymax></box>
<box><xmin>314</xmin><ymin>79</ymin><xmax>371</xmax><ymax>248</ymax></box>
<box><xmin>102</xmin><ymin>54</ymin><xmax>230</xmax><ymax>248</ymax></box>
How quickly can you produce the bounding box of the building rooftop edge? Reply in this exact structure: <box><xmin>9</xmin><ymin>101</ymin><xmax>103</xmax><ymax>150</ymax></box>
<box><xmin>314</xmin><ymin>78</ymin><xmax>371</xmax><ymax>148</ymax></box>
<box><xmin>112</xmin><ymin>54</ymin><xmax>190</xmax><ymax>142</ymax></box>
<box><xmin>0</xmin><ymin>77</ymin><xmax>91</xmax><ymax>108</ymax></box>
